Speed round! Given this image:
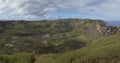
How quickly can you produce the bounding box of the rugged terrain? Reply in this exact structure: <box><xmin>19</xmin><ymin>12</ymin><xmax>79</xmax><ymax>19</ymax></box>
<box><xmin>0</xmin><ymin>19</ymin><xmax>119</xmax><ymax>63</ymax></box>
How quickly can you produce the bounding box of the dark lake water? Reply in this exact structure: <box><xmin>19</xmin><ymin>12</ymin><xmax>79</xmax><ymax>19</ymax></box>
<box><xmin>106</xmin><ymin>21</ymin><xmax>120</xmax><ymax>26</ymax></box>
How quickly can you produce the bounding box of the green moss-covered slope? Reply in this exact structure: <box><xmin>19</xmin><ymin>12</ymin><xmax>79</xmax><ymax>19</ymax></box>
<box><xmin>35</xmin><ymin>29</ymin><xmax>120</xmax><ymax>63</ymax></box>
<box><xmin>0</xmin><ymin>19</ymin><xmax>119</xmax><ymax>63</ymax></box>
<box><xmin>0</xmin><ymin>19</ymin><xmax>109</xmax><ymax>54</ymax></box>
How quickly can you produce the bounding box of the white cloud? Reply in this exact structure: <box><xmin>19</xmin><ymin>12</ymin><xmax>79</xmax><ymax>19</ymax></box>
<box><xmin>0</xmin><ymin>0</ymin><xmax>56</xmax><ymax>19</ymax></box>
<box><xmin>0</xmin><ymin>0</ymin><xmax>120</xmax><ymax>20</ymax></box>
<box><xmin>84</xmin><ymin>0</ymin><xmax>120</xmax><ymax>19</ymax></box>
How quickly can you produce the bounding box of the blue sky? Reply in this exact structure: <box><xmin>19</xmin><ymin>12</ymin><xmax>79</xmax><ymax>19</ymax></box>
<box><xmin>0</xmin><ymin>0</ymin><xmax>120</xmax><ymax>21</ymax></box>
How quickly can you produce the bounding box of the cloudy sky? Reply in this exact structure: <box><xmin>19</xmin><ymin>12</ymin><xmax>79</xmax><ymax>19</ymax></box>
<box><xmin>0</xmin><ymin>0</ymin><xmax>120</xmax><ymax>20</ymax></box>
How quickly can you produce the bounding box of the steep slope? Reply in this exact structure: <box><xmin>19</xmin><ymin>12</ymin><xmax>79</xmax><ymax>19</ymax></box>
<box><xmin>35</xmin><ymin>29</ymin><xmax>120</xmax><ymax>63</ymax></box>
<box><xmin>0</xmin><ymin>19</ymin><xmax>110</xmax><ymax>54</ymax></box>
<box><xmin>0</xmin><ymin>19</ymin><xmax>119</xmax><ymax>63</ymax></box>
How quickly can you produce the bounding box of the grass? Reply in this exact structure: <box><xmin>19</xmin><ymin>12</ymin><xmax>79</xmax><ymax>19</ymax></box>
<box><xmin>0</xmin><ymin>19</ymin><xmax>118</xmax><ymax>63</ymax></box>
<box><xmin>0</xmin><ymin>19</ymin><xmax>104</xmax><ymax>54</ymax></box>
<box><xmin>35</xmin><ymin>31</ymin><xmax>120</xmax><ymax>63</ymax></box>
<box><xmin>0</xmin><ymin>52</ymin><xmax>34</xmax><ymax>63</ymax></box>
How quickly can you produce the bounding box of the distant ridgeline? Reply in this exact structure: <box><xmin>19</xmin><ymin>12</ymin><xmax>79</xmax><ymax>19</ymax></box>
<box><xmin>0</xmin><ymin>19</ymin><xmax>118</xmax><ymax>54</ymax></box>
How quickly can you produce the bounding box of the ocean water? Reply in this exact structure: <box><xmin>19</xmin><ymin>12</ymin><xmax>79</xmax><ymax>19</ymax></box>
<box><xmin>106</xmin><ymin>21</ymin><xmax>120</xmax><ymax>26</ymax></box>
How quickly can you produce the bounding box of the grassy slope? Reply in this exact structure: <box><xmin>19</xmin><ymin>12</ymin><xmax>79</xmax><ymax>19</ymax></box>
<box><xmin>0</xmin><ymin>53</ymin><xmax>33</xmax><ymax>63</ymax></box>
<box><xmin>0</xmin><ymin>19</ymin><xmax>117</xmax><ymax>63</ymax></box>
<box><xmin>0</xmin><ymin>19</ymin><xmax>106</xmax><ymax>54</ymax></box>
<box><xmin>35</xmin><ymin>29</ymin><xmax>120</xmax><ymax>63</ymax></box>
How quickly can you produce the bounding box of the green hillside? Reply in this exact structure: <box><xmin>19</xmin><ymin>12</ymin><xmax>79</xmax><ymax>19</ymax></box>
<box><xmin>0</xmin><ymin>52</ymin><xmax>34</xmax><ymax>63</ymax></box>
<box><xmin>0</xmin><ymin>19</ymin><xmax>119</xmax><ymax>63</ymax></box>
<box><xmin>35</xmin><ymin>28</ymin><xmax>120</xmax><ymax>63</ymax></box>
<box><xmin>0</xmin><ymin>19</ymin><xmax>109</xmax><ymax>54</ymax></box>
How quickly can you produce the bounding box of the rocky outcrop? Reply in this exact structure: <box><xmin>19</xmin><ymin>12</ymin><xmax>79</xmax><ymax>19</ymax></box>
<box><xmin>100</xmin><ymin>26</ymin><xmax>118</xmax><ymax>36</ymax></box>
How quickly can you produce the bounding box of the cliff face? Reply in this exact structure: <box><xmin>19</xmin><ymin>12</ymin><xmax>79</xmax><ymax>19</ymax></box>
<box><xmin>100</xmin><ymin>26</ymin><xmax>118</xmax><ymax>36</ymax></box>
<box><xmin>0</xmin><ymin>19</ymin><xmax>118</xmax><ymax>54</ymax></box>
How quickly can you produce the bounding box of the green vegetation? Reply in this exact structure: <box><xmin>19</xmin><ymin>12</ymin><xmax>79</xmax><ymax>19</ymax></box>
<box><xmin>0</xmin><ymin>19</ymin><xmax>119</xmax><ymax>63</ymax></box>
<box><xmin>0</xmin><ymin>19</ymin><xmax>108</xmax><ymax>54</ymax></box>
<box><xmin>35</xmin><ymin>29</ymin><xmax>120</xmax><ymax>63</ymax></box>
<box><xmin>0</xmin><ymin>52</ymin><xmax>34</xmax><ymax>63</ymax></box>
